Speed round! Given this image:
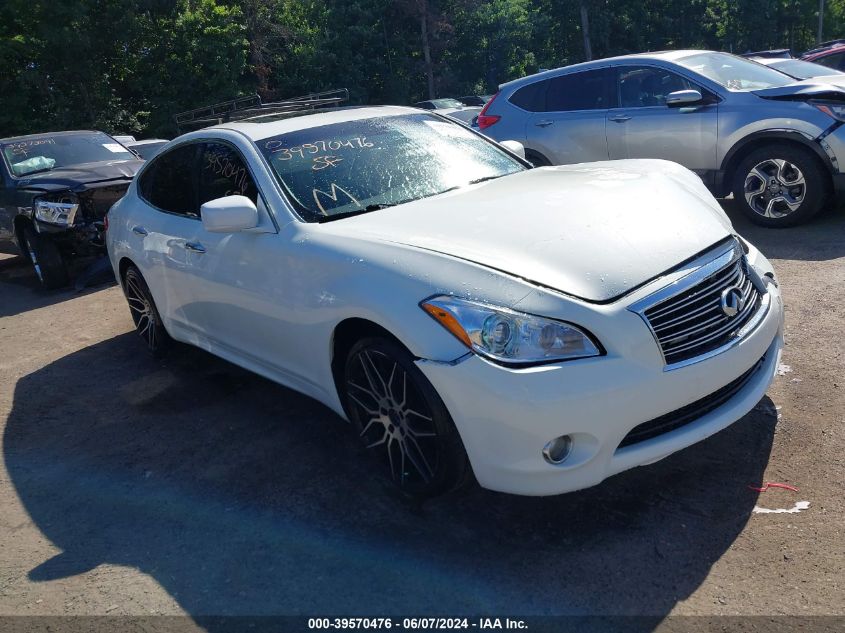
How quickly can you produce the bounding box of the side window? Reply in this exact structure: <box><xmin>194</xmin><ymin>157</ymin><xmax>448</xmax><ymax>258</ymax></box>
<box><xmin>544</xmin><ymin>69</ymin><xmax>614</xmax><ymax>112</ymax></box>
<box><xmin>138</xmin><ymin>144</ymin><xmax>199</xmax><ymax>217</ymax></box>
<box><xmin>818</xmin><ymin>52</ymin><xmax>845</xmax><ymax>71</ymax></box>
<box><xmin>509</xmin><ymin>80</ymin><xmax>548</xmax><ymax>112</ymax></box>
<box><xmin>619</xmin><ymin>66</ymin><xmax>695</xmax><ymax>108</ymax></box>
<box><xmin>197</xmin><ymin>142</ymin><xmax>258</xmax><ymax>206</ymax></box>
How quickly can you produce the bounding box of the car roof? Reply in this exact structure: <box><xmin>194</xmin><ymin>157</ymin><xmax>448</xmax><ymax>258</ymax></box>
<box><xmin>209</xmin><ymin>105</ymin><xmax>422</xmax><ymax>141</ymax></box>
<box><xmin>0</xmin><ymin>130</ymin><xmax>104</xmax><ymax>144</ymax></box>
<box><xmin>499</xmin><ymin>50</ymin><xmax>724</xmax><ymax>89</ymax></box>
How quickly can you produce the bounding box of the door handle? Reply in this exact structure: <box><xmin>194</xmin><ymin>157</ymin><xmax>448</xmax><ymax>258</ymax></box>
<box><xmin>535</xmin><ymin>119</ymin><xmax>554</xmax><ymax>127</ymax></box>
<box><xmin>610</xmin><ymin>115</ymin><xmax>631</xmax><ymax>123</ymax></box>
<box><xmin>184</xmin><ymin>241</ymin><xmax>206</xmax><ymax>254</ymax></box>
<box><xmin>131</xmin><ymin>225</ymin><xmax>148</xmax><ymax>236</ymax></box>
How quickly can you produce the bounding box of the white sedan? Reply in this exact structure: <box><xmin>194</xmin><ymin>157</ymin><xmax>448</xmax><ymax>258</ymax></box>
<box><xmin>106</xmin><ymin>106</ymin><xmax>784</xmax><ymax>497</ymax></box>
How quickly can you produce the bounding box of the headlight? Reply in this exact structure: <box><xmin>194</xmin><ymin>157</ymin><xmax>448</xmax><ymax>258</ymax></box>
<box><xmin>34</xmin><ymin>195</ymin><xmax>79</xmax><ymax>226</ymax></box>
<box><xmin>421</xmin><ymin>295</ymin><xmax>602</xmax><ymax>365</ymax></box>
<box><xmin>813</xmin><ymin>101</ymin><xmax>845</xmax><ymax>122</ymax></box>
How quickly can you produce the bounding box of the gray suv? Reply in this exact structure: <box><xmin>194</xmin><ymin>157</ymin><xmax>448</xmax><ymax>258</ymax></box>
<box><xmin>477</xmin><ymin>50</ymin><xmax>845</xmax><ymax>227</ymax></box>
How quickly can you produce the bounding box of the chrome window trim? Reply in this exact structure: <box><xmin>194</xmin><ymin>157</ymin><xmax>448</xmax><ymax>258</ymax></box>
<box><xmin>628</xmin><ymin>238</ymin><xmax>770</xmax><ymax>371</ymax></box>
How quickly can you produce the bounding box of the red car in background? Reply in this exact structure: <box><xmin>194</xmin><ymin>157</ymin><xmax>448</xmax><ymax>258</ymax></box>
<box><xmin>802</xmin><ymin>39</ymin><xmax>845</xmax><ymax>71</ymax></box>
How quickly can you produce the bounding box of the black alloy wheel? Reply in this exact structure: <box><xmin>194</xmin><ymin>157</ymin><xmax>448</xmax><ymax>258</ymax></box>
<box><xmin>123</xmin><ymin>265</ymin><xmax>170</xmax><ymax>355</ymax></box>
<box><xmin>343</xmin><ymin>337</ymin><xmax>469</xmax><ymax>497</ymax></box>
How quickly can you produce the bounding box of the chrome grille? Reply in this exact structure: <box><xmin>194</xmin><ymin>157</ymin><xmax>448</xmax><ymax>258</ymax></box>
<box><xmin>639</xmin><ymin>243</ymin><xmax>762</xmax><ymax>367</ymax></box>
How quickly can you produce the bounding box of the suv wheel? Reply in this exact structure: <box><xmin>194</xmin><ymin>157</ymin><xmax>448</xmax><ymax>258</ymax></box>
<box><xmin>21</xmin><ymin>225</ymin><xmax>70</xmax><ymax>289</ymax></box>
<box><xmin>733</xmin><ymin>144</ymin><xmax>828</xmax><ymax>227</ymax></box>
<box><xmin>343</xmin><ymin>337</ymin><xmax>469</xmax><ymax>498</ymax></box>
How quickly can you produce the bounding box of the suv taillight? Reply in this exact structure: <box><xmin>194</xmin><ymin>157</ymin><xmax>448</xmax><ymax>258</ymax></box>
<box><xmin>477</xmin><ymin>91</ymin><xmax>501</xmax><ymax>130</ymax></box>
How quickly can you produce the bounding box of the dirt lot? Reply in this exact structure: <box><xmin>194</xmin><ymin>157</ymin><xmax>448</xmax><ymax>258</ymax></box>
<box><xmin>0</xmin><ymin>201</ymin><xmax>843</xmax><ymax>626</ymax></box>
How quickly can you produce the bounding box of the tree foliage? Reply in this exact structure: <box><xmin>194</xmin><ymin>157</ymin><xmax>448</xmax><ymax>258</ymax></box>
<box><xmin>1</xmin><ymin>0</ymin><xmax>844</xmax><ymax>138</ymax></box>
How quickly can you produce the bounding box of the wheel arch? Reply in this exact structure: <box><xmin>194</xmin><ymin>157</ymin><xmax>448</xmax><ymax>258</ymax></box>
<box><xmin>524</xmin><ymin>147</ymin><xmax>552</xmax><ymax>167</ymax></box>
<box><xmin>13</xmin><ymin>215</ymin><xmax>34</xmax><ymax>262</ymax></box>
<box><xmin>117</xmin><ymin>256</ymin><xmax>137</xmax><ymax>287</ymax></box>
<box><xmin>330</xmin><ymin>317</ymin><xmax>416</xmax><ymax>416</ymax></box>
<box><xmin>720</xmin><ymin>131</ymin><xmax>834</xmax><ymax>196</ymax></box>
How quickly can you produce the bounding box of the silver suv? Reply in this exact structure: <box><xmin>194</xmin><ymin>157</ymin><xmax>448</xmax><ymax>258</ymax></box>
<box><xmin>477</xmin><ymin>50</ymin><xmax>845</xmax><ymax>227</ymax></box>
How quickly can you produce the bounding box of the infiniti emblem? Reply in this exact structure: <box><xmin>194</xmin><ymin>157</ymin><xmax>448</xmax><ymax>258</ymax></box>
<box><xmin>720</xmin><ymin>286</ymin><xmax>745</xmax><ymax>317</ymax></box>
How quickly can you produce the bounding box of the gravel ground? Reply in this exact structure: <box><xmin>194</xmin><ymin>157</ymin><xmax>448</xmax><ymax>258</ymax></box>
<box><xmin>0</xmin><ymin>201</ymin><xmax>842</xmax><ymax>625</ymax></box>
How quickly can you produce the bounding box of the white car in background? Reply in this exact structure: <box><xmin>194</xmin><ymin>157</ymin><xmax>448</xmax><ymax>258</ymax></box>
<box><xmin>414</xmin><ymin>98</ymin><xmax>482</xmax><ymax>125</ymax></box>
<box><xmin>107</xmin><ymin>106</ymin><xmax>783</xmax><ymax>497</ymax></box>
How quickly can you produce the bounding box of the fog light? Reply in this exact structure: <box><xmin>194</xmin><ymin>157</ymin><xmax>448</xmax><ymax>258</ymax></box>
<box><xmin>543</xmin><ymin>435</ymin><xmax>573</xmax><ymax>465</ymax></box>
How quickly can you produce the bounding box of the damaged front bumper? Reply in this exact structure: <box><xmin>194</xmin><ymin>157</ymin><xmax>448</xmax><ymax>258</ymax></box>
<box><xmin>32</xmin><ymin>183</ymin><xmax>129</xmax><ymax>256</ymax></box>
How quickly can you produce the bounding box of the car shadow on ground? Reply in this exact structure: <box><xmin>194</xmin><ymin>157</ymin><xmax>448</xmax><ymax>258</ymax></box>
<box><xmin>721</xmin><ymin>199</ymin><xmax>845</xmax><ymax>262</ymax></box>
<box><xmin>0</xmin><ymin>255</ymin><xmax>116</xmax><ymax>318</ymax></box>
<box><xmin>4</xmin><ymin>333</ymin><xmax>779</xmax><ymax>625</ymax></box>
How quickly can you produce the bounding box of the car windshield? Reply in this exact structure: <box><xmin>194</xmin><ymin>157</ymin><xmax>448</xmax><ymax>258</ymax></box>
<box><xmin>769</xmin><ymin>58</ymin><xmax>843</xmax><ymax>79</ymax></box>
<box><xmin>257</xmin><ymin>113</ymin><xmax>525</xmax><ymax>222</ymax></box>
<box><xmin>129</xmin><ymin>141</ymin><xmax>168</xmax><ymax>160</ymax></box>
<box><xmin>1</xmin><ymin>132</ymin><xmax>135</xmax><ymax>177</ymax></box>
<box><xmin>676</xmin><ymin>52</ymin><xmax>794</xmax><ymax>91</ymax></box>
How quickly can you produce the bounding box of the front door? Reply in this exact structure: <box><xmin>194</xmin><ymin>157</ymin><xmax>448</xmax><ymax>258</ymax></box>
<box><xmin>177</xmin><ymin>141</ymin><xmax>307</xmax><ymax>380</ymax></box>
<box><xmin>606</xmin><ymin>65</ymin><xmax>718</xmax><ymax>173</ymax></box>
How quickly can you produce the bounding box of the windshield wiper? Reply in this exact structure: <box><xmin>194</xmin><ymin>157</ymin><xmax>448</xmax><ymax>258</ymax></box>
<box><xmin>466</xmin><ymin>174</ymin><xmax>504</xmax><ymax>185</ymax></box>
<box><xmin>316</xmin><ymin>208</ymin><xmax>378</xmax><ymax>223</ymax></box>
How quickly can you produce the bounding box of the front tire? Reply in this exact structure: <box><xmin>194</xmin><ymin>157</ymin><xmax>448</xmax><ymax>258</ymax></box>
<box><xmin>21</xmin><ymin>225</ymin><xmax>69</xmax><ymax>289</ymax></box>
<box><xmin>123</xmin><ymin>266</ymin><xmax>170</xmax><ymax>355</ymax></box>
<box><xmin>343</xmin><ymin>337</ymin><xmax>469</xmax><ymax>498</ymax></box>
<box><xmin>732</xmin><ymin>144</ymin><xmax>829</xmax><ymax>227</ymax></box>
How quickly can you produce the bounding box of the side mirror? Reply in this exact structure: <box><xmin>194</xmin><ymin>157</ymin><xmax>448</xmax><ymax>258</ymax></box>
<box><xmin>500</xmin><ymin>140</ymin><xmax>526</xmax><ymax>159</ymax></box>
<box><xmin>666</xmin><ymin>89</ymin><xmax>704</xmax><ymax>107</ymax></box>
<box><xmin>200</xmin><ymin>195</ymin><xmax>258</xmax><ymax>233</ymax></box>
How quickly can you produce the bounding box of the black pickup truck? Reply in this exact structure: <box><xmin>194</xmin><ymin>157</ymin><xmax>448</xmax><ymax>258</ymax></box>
<box><xmin>0</xmin><ymin>131</ymin><xmax>143</xmax><ymax>288</ymax></box>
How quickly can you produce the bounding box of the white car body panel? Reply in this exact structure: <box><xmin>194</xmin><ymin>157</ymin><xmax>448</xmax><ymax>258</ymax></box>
<box><xmin>332</xmin><ymin>159</ymin><xmax>733</xmax><ymax>302</ymax></box>
<box><xmin>107</xmin><ymin>108</ymin><xmax>784</xmax><ymax>496</ymax></box>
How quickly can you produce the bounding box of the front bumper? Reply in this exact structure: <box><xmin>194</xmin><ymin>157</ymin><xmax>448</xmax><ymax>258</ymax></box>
<box><xmin>416</xmin><ymin>256</ymin><xmax>784</xmax><ymax>496</ymax></box>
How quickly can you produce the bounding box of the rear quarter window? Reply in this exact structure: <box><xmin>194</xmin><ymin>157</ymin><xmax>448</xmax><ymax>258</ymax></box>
<box><xmin>509</xmin><ymin>80</ymin><xmax>547</xmax><ymax>111</ymax></box>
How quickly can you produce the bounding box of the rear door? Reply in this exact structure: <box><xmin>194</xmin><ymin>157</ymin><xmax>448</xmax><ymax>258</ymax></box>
<box><xmin>606</xmin><ymin>64</ymin><xmax>719</xmax><ymax>172</ymax></box>
<box><xmin>132</xmin><ymin>142</ymin><xmax>202</xmax><ymax>329</ymax></box>
<box><xmin>525</xmin><ymin>67</ymin><xmax>615</xmax><ymax>164</ymax></box>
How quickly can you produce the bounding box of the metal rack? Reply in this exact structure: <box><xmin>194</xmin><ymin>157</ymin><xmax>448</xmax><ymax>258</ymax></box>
<box><xmin>174</xmin><ymin>89</ymin><xmax>349</xmax><ymax>132</ymax></box>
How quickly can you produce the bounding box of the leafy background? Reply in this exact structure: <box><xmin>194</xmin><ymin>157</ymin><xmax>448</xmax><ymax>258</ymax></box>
<box><xmin>2</xmin><ymin>0</ymin><xmax>845</xmax><ymax>138</ymax></box>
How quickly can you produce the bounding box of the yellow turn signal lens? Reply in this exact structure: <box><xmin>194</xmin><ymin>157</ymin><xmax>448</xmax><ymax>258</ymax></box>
<box><xmin>421</xmin><ymin>301</ymin><xmax>473</xmax><ymax>348</ymax></box>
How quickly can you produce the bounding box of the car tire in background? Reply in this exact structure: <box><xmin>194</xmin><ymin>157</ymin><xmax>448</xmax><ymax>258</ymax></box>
<box><xmin>21</xmin><ymin>225</ymin><xmax>69</xmax><ymax>289</ymax></box>
<box><xmin>732</xmin><ymin>144</ymin><xmax>829</xmax><ymax>227</ymax></box>
<box><xmin>343</xmin><ymin>336</ymin><xmax>470</xmax><ymax>498</ymax></box>
<box><xmin>525</xmin><ymin>149</ymin><xmax>552</xmax><ymax>168</ymax></box>
<box><xmin>123</xmin><ymin>265</ymin><xmax>171</xmax><ymax>356</ymax></box>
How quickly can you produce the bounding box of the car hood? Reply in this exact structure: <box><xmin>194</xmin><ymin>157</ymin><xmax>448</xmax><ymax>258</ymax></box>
<box><xmin>14</xmin><ymin>160</ymin><xmax>143</xmax><ymax>192</ymax></box>
<box><xmin>331</xmin><ymin>160</ymin><xmax>733</xmax><ymax>303</ymax></box>
<box><xmin>752</xmin><ymin>79</ymin><xmax>845</xmax><ymax>100</ymax></box>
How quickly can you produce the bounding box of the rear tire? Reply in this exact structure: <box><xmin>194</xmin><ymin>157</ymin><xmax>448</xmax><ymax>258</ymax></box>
<box><xmin>732</xmin><ymin>144</ymin><xmax>829</xmax><ymax>227</ymax></box>
<box><xmin>123</xmin><ymin>265</ymin><xmax>171</xmax><ymax>356</ymax></box>
<box><xmin>20</xmin><ymin>224</ymin><xmax>69</xmax><ymax>289</ymax></box>
<box><xmin>525</xmin><ymin>149</ymin><xmax>552</xmax><ymax>167</ymax></box>
<box><xmin>343</xmin><ymin>337</ymin><xmax>469</xmax><ymax>498</ymax></box>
